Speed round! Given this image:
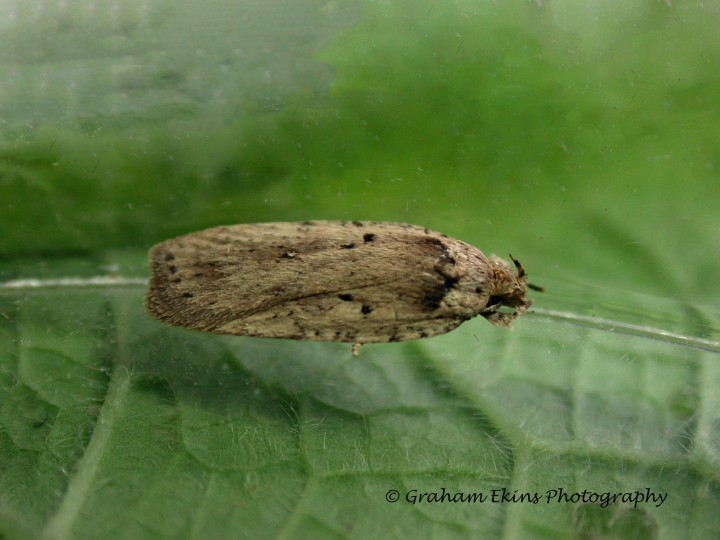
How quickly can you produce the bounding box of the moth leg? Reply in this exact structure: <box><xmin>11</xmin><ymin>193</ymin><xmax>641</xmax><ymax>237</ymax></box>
<box><xmin>479</xmin><ymin>302</ymin><xmax>501</xmax><ymax>318</ymax></box>
<box><xmin>482</xmin><ymin>311</ymin><xmax>515</xmax><ymax>327</ymax></box>
<box><xmin>352</xmin><ymin>342</ymin><xmax>362</xmax><ymax>357</ymax></box>
<box><xmin>481</xmin><ymin>302</ymin><xmax>516</xmax><ymax>327</ymax></box>
<box><xmin>482</xmin><ymin>301</ymin><xmax>531</xmax><ymax>327</ymax></box>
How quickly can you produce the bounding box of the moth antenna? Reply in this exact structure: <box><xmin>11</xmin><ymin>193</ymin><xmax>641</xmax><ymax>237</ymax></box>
<box><xmin>528</xmin><ymin>283</ymin><xmax>544</xmax><ymax>292</ymax></box>
<box><xmin>508</xmin><ymin>254</ymin><xmax>526</xmax><ymax>278</ymax></box>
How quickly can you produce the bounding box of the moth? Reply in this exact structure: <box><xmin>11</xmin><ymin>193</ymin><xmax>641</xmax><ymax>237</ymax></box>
<box><xmin>145</xmin><ymin>221</ymin><xmax>541</xmax><ymax>356</ymax></box>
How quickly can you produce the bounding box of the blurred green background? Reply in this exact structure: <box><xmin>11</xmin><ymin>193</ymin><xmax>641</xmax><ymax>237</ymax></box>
<box><xmin>1</xmin><ymin>0</ymin><xmax>718</xmax><ymax>314</ymax></box>
<box><xmin>1</xmin><ymin>0</ymin><xmax>719</xmax><ymax>539</ymax></box>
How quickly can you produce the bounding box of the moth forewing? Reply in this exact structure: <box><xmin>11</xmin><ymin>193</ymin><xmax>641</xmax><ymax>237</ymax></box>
<box><xmin>146</xmin><ymin>221</ymin><xmax>536</xmax><ymax>354</ymax></box>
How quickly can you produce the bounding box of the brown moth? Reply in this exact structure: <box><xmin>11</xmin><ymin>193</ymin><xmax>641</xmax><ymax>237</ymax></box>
<box><xmin>145</xmin><ymin>221</ymin><xmax>540</xmax><ymax>355</ymax></box>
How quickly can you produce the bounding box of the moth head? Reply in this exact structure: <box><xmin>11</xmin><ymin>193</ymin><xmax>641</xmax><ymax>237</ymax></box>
<box><xmin>480</xmin><ymin>254</ymin><xmax>542</xmax><ymax>327</ymax></box>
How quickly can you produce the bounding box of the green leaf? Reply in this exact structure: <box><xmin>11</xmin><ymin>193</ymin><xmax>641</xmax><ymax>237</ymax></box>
<box><xmin>1</xmin><ymin>275</ymin><xmax>719</xmax><ymax>539</ymax></box>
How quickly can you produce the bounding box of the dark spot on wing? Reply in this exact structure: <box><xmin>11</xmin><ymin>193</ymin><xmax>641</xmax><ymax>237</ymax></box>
<box><xmin>444</xmin><ymin>277</ymin><xmax>458</xmax><ymax>288</ymax></box>
<box><xmin>340</xmin><ymin>243</ymin><xmax>356</xmax><ymax>249</ymax></box>
<box><xmin>338</xmin><ymin>293</ymin><xmax>353</xmax><ymax>301</ymax></box>
<box><xmin>363</xmin><ymin>233</ymin><xmax>376</xmax><ymax>243</ymax></box>
<box><xmin>424</xmin><ymin>284</ymin><xmax>447</xmax><ymax>310</ymax></box>
<box><xmin>423</xmin><ymin>251</ymin><xmax>459</xmax><ymax>309</ymax></box>
<box><xmin>424</xmin><ymin>237</ymin><xmax>445</xmax><ymax>250</ymax></box>
<box><xmin>361</xmin><ymin>305</ymin><xmax>373</xmax><ymax>315</ymax></box>
<box><xmin>182</xmin><ymin>292</ymin><xmax>194</xmax><ymax>298</ymax></box>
